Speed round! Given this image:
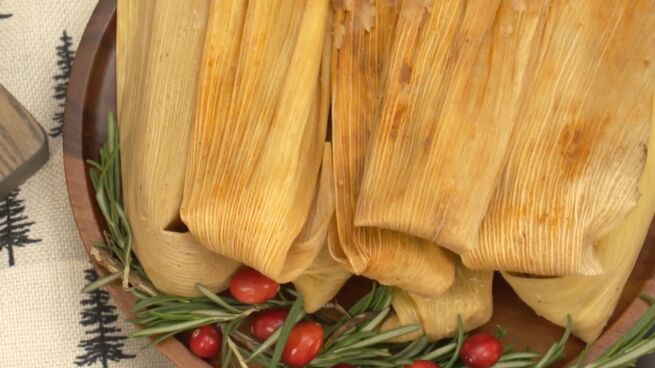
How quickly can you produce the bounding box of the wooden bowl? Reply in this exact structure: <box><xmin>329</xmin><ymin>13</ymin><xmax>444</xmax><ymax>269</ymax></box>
<box><xmin>63</xmin><ymin>0</ymin><xmax>655</xmax><ymax>366</ymax></box>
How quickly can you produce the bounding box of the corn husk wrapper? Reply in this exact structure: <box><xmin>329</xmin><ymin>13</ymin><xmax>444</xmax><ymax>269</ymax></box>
<box><xmin>464</xmin><ymin>0</ymin><xmax>655</xmax><ymax>276</ymax></box>
<box><xmin>503</xmin><ymin>93</ymin><xmax>655</xmax><ymax>343</ymax></box>
<box><xmin>116</xmin><ymin>0</ymin><xmax>239</xmax><ymax>296</ymax></box>
<box><xmin>331</xmin><ymin>0</ymin><xmax>454</xmax><ymax>298</ymax></box>
<box><xmin>292</xmin><ymin>144</ymin><xmax>349</xmax><ymax>313</ymax></box>
<box><xmin>181</xmin><ymin>0</ymin><xmax>333</xmax><ymax>283</ymax></box>
<box><xmin>382</xmin><ymin>265</ymin><xmax>493</xmax><ymax>342</ymax></box>
<box><xmin>355</xmin><ymin>0</ymin><xmax>534</xmax><ymax>254</ymax></box>
<box><xmin>294</xmin><ymin>219</ymin><xmax>352</xmax><ymax>313</ymax></box>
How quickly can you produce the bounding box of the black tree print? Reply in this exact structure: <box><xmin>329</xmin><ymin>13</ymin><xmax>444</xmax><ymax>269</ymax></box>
<box><xmin>75</xmin><ymin>268</ymin><xmax>135</xmax><ymax>368</ymax></box>
<box><xmin>50</xmin><ymin>30</ymin><xmax>75</xmax><ymax>137</ymax></box>
<box><xmin>0</xmin><ymin>0</ymin><xmax>12</xmax><ymax>19</ymax></box>
<box><xmin>0</xmin><ymin>188</ymin><xmax>40</xmax><ymax>267</ymax></box>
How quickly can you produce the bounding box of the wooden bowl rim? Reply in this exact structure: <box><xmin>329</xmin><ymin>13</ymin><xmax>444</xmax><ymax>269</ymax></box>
<box><xmin>62</xmin><ymin>0</ymin><xmax>655</xmax><ymax>366</ymax></box>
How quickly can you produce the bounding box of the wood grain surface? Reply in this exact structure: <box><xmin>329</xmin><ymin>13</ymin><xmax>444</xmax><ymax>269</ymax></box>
<box><xmin>0</xmin><ymin>83</ymin><xmax>48</xmax><ymax>199</ymax></box>
<box><xmin>62</xmin><ymin>0</ymin><xmax>655</xmax><ymax>367</ymax></box>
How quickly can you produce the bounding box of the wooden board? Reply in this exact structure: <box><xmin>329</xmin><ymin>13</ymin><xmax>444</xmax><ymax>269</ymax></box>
<box><xmin>0</xmin><ymin>83</ymin><xmax>48</xmax><ymax>199</ymax></box>
<box><xmin>62</xmin><ymin>0</ymin><xmax>655</xmax><ymax>366</ymax></box>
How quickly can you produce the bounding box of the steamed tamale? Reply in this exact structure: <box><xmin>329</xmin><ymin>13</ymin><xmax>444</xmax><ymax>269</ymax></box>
<box><xmin>284</xmin><ymin>142</ymin><xmax>336</xmax><ymax>291</ymax></box>
<box><xmin>382</xmin><ymin>265</ymin><xmax>493</xmax><ymax>342</ymax></box>
<box><xmin>293</xmin><ymin>145</ymin><xmax>350</xmax><ymax>313</ymax></box>
<box><xmin>117</xmin><ymin>0</ymin><xmax>239</xmax><ymax>296</ymax></box>
<box><xmin>464</xmin><ymin>0</ymin><xmax>655</xmax><ymax>276</ymax></box>
<box><xmin>331</xmin><ymin>0</ymin><xmax>454</xmax><ymax>298</ymax></box>
<box><xmin>355</xmin><ymin>0</ymin><xmax>548</xmax><ymax>254</ymax></box>
<box><xmin>294</xmin><ymin>239</ymin><xmax>352</xmax><ymax>313</ymax></box>
<box><xmin>294</xmin><ymin>220</ymin><xmax>352</xmax><ymax>313</ymax></box>
<box><xmin>181</xmin><ymin>0</ymin><xmax>332</xmax><ymax>283</ymax></box>
<box><xmin>503</xmin><ymin>93</ymin><xmax>655</xmax><ymax>343</ymax></box>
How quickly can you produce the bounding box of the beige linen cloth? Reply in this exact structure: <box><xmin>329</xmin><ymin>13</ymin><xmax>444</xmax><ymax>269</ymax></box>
<box><xmin>0</xmin><ymin>1</ymin><xmax>172</xmax><ymax>367</ymax></box>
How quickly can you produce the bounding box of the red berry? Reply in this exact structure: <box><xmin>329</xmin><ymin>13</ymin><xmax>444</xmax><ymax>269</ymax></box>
<box><xmin>404</xmin><ymin>360</ymin><xmax>440</xmax><ymax>368</ymax></box>
<box><xmin>459</xmin><ymin>332</ymin><xmax>503</xmax><ymax>368</ymax></box>
<box><xmin>229</xmin><ymin>267</ymin><xmax>279</xmax><ymax>304</ymax></box>
<box><xmin>188</xmin><ymin>325</ymin><xmax>221</xmax><ymax>359</ymax></box>
<box><xmin>251</xmin><ymin>308</ymin><xmax>289</xmax><ymax>341</ymax></box>
<box><xmin>282</xmin><ymin>322</ymin><xmax>324</xmax><ymax>367</ymax></box>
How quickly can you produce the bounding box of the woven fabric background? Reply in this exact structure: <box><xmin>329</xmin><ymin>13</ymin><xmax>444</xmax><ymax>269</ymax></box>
<box><xmin>0</xmin><ymin>1</ymin><xmax>173</xmax><ymax>367</ymax></box>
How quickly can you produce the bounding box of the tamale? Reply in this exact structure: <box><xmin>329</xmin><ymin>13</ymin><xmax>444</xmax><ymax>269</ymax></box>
<box><xmin>293</xmin><ymin>145</ymin><xmax>350</xmax><ymax>313</ymax></box>
<box><xmin>331</xmin><ymin>0</ymin><xmax>454</xmax><ymax>297</ymax></box>
<box><xmin>181</xmin><ymin>0</ymin><xmax>332</xmax><ymax>283</ymax></box>
<box><xmin>503</xmin><ymin>94</ymin><xmax>655</xmax><ymax>343</ymax></box>
<box><xmin>464</xmin><ymin>0</ymin><xmax>655</xmax><ymax>276</ymax></box>
<box><xmin>382</xmin><ymin>265</ymin><xmax>493</xmax><ymax>342</ymax></box>
<box><xmin>294</xmin><ymin>219</ymin><xmax>352</xmax><ymax>313</ymax></box>
<box><xmin>284</xmin><ymin>142</ymin><xmax>336</xmax><ymax>288</ymax></box>
<box><xmin>117</xmin><ymin>0</ymin><xmax>239</xmax><ymax>296</ymax></box>
<box><xmin>356</xmin><ymin>0</ymin><xmax>546</xmax><ymax>254</ymax></box>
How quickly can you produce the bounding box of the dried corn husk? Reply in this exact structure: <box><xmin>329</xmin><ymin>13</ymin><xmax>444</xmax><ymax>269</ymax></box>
<box><xmin>291</xmin><ymin>144</ymin><xmax>346</xmax><ymax>313</ymax></box>
<box><xmin>464</xmin><ymin>0</ymin><xmax>655</xmax><ymax>276</ymax></box>
<box><xmin>181</xmin><ymin>0</ymin><xmax>332</xmax><ymax>283</ymax></box>
<box><xmin>294</xmin><ymin>218</ymin><xmax>352</xmax><ymax>313</ymax></box>
<box><xmin>382</xmin><ymin>265</ymin><xmax>493</xmax><ymax>342</ymax></box>
<box><xmin>117</xmin><ymin>0</ymin><xmax>239</xmax><ymax>296</ymax></box>
<box><xmin>331</xmin><ymin>0</ymin><xmax>454</xmax><ymax>297</ymax></box>
<box><xmin>503</xmin><ymin>94</ymin><xmax>655</xmax><ymax>343</ymax></box>
<box><xmin>283</xmin><ymin>142</ymin><xmax>336</xmax><ymax>287</ymax></box>
<box><xmin>356</xmin><ymin>0</ymin><xmax>538</xmax><ymax>254</ymax></box>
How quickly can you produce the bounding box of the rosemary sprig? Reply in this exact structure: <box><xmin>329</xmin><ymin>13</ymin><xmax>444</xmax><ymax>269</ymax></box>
<box><xmin>534</xmin><ymin>317</ymin><xmax>571</xmax><ymax>368</ymax></box>
<box><xmin>85</xmin><ymin>113</ymin><xmax>655</xmax><ymax>368</ymax></box>
<box><xmin>130</xmin><ymin>283</ymin><xmax>294</xmax><ymax>340</ymax></box>
<box><xmin>271</xmin><ymin>295</ymin><xmax>306</xmax><ymax>367</ymax></box>
<box><xmin>581</xmin><ymin>296</ymin><xmax>655</xmax><ymax>368</ymax></box>
<box><xmin>86</xmin><ymin>112</ymin><xmax>151</xmax><ymax>292</ymax></box>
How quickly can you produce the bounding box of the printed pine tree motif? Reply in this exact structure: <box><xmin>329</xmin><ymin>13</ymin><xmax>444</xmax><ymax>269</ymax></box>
<box><xmin>0</xmin><ymin>188</ymin><xmax>40</xmax><ymax>267</ymax></box>
<box><xmin>75</xmin><ymin>268</ymin><xmax>135</xmax><ymax>368</ymax></box>
<box><xmin>0</xmin><ymin>0</ymin><xmax>12</xmax><ymax>19</ymax></box>
<box><xmin>50</xmin><ymin>30</ymin><xmax>75</xmax><ymax>137</ymax></box>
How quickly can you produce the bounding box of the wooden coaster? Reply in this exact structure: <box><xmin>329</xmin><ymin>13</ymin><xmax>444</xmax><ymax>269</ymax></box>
<box><xmin>0</xmin><ymin>83</ymin><xmax>49</xmax><ymax>199</ymax></box>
